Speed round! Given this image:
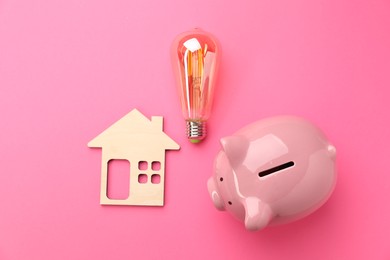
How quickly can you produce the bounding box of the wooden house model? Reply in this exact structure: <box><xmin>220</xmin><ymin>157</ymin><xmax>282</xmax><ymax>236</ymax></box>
<box><xmin>88</xmin><ymin>109</ymin><xmax>180</xmax><ymax>206</ymax></box>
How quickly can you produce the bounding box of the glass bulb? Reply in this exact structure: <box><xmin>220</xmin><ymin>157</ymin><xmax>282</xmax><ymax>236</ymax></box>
<box><xmin>171</xmin><ymin>28</ymin><xmax>221</xmax><ymax>143</ymax></box>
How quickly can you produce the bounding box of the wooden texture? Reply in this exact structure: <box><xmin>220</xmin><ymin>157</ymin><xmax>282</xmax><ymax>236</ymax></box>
<box><xmin>88</xmin><ymin>109</ymin><xmax>180</xmax><ymax>206</ymax></box>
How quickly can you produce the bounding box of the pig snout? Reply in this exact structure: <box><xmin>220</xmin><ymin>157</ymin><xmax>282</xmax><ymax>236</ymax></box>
<box><xmin>207</xmin><ymin>177</ymin><xmax>225</xmax><ymax>211</ymax></box>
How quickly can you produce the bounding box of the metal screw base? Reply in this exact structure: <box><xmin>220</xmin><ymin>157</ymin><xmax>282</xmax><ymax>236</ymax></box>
<box><xmin>186</xmin><ymin>120</ymin><xmax>206</xmax><ymax>142</ymax></box>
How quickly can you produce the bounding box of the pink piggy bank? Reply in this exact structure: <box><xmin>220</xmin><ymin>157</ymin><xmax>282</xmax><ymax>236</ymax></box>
<box><xmin>207</xmin><ymin>116</ymin><xmax>337</xmax><ymax>231</ymax></box>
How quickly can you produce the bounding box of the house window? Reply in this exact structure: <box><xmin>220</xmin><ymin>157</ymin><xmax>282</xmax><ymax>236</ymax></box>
<box><xmin>151</xmin><ymin>161</ymin><xmax>161</xmax><ymax>184</ymax></box>
<box><xmin>151</xmin><ymin>174</ymin><xmax>160</xmax><ymax>184</ymax></box>
<box><xmin>152</xmin><ymin>161</ymin><xmax>161</xmax><ymax>171</ymax></box>
<box><xmin>136</xmin><ymin>161</ymin><xmax>162</xmax><ymax>184</ymax></box>
<box><xmin>138</xmin><ymin>174</ymin><xmax>148</xmax><ymax>184</ymax></box>
<box><xmin>107</xmin><ymin>159</ymin><xmax>130</xmax><ymax>199</ymax></box>
<box><xmin>138</xmin><ymin>161</ymin><xmax>148</xmax><ymax>170</ymax></box>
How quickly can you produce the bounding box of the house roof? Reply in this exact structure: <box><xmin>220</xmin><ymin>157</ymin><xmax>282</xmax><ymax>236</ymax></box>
<box><xmin>88</xmin><ymin>109</ymin><xmax>180</xmax><ymax>150</ymax></box>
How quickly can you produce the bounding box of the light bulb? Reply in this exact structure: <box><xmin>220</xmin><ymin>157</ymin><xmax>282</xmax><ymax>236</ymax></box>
<box><xmin>171</xmin><ymin>28</ymin><xmax>221</xmax><ymax>143</ymax></box>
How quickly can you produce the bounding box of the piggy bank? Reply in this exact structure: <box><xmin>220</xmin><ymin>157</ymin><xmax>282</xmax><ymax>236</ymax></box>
<box><xmin>207</xmin><ymin>116</ymin><xmax>337</xmax><ymax>231</ymax></box>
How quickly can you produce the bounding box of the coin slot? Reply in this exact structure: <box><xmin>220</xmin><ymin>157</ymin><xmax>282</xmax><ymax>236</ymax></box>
<box><xmin>258</xmin><ymin>161</ymin><xmax>295</xmax><ymax>177</ymax></box>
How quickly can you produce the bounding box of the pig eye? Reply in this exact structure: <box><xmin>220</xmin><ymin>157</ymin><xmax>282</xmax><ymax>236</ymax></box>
<box><xmin>228</xmin><ymin>201</ymin><xmax>232</xmax><ymax>205</ymax></box>
<box><xmin>258</xmin><ymin>161</ymin><xmax>295</xmax><ymax>177</ymax></box>
<box><xmin>219</xmin><ymin>177</ymin><xmax>223</xmax><ymax>182</ymax></box>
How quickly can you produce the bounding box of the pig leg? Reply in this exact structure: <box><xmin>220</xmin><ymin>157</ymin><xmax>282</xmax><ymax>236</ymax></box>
<box><xmin>244</xmin><ymin>197</ymin><xmax>273</xmax><ymax>231</ymax></box>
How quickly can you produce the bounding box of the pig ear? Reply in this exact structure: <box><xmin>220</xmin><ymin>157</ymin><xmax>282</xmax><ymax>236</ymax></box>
<box><xmin>207</xmin><ymin>177</ymin><xmax>225</xmax><ymax>211</ymax></box>
<box><xmin>243</xmin><ymin>197</ymin><xmax>273</xmax><ymax>231</ymax></box>
<box><xmin>220</xmin><ymin>135</ymin><xmax>249</xmax><ymax>167</ymax></box>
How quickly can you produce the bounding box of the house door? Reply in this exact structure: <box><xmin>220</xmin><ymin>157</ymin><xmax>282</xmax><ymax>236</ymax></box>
<box><xmin>107</xmin><ymin>159</ymin><xmax>130</xmax><ymax>199</ymax></box>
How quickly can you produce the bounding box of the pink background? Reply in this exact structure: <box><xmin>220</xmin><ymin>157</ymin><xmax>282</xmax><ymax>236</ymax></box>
<box><xmin>1</xmin><ymin>0</ymin><xmax>389</xmax><ymax>259</ymax></box>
